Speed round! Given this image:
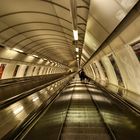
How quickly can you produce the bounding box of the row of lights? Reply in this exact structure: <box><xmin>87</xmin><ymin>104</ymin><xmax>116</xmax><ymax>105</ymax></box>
<box><xmin>13</xmin><ymin>48</ymin><xmax>40</xmax><ymax>59</ymax></box>
<box><xmin>12</xmin><ymin>48</ymin><xmax>58</xmax><ymax>64</ymax></box>
<box><xmin>75</xmin><ymin>47</ymin><xmax>79</xmax><ymax>59</ymax></box>
<box><xmin>73</xmin><ymin>30</ymin><xmax>78</xmax><ymax>41</ymax></box>
<box><xmin>73</xmin><ymin>30</ymin><xmax>79</xmax><ymax>60</ymax></box>
<box><xmin>13</xmin><ymin>28</ymin><xmax>79</xmax><ymax>65</ymax></box>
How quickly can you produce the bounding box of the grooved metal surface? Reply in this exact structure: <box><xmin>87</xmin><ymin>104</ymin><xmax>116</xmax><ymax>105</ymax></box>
<box><xmin>23</xmin><ymin>77</ymin><xmax>111</xmax><ymax>140</ymax></box>
<box><xmin>21</xmin><ymin>76</ymin><xmax>140</xmax><ymax>140</ymax></box>
<box><xmin>60</xmin><ymin>82</ymin><xmax>111</xmax><ymax>140</ymax></box>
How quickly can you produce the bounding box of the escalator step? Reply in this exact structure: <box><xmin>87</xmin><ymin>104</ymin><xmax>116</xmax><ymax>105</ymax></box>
<box><xmin>62</xmin><ymin>127</ymin><xmax>107</xmax><ymax>133</ymax></box>
<box><xmin>61</xmin><ymin>133</ymin><xmax>111</xmax><ymax>140</ymax></box>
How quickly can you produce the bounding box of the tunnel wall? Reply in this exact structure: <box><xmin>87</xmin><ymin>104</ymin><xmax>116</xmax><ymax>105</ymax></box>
<box><xmin>0</xmin><ymin>44</ymin><xmax>68</xmax><ymax>79</ymax></box>
<box><xmin>0</xmin><ymin>58</ymin><xmax>67</xmax><ymax>79</ymax></box>
<box><xmin>84</xmin><ymin>2</ymin><xmax>140</xmax><ymax>107</ymax></box>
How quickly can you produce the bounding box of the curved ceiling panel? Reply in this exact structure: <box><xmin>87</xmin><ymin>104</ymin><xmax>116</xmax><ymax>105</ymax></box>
<box><xmin>0</xmin><ymin>0</ymin><xmax>90</xmax><ymax>66</ymax></box>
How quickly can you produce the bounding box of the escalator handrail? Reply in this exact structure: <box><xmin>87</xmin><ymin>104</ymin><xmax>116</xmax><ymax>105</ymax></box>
<box><xmin>93</xmin><ymin>80</ymin><xmax>140</xmax><ymax>116</ymax></box>
<box><xmin>2</xmin><ymin>77</ymin><xmax>73</xmax><ymax>140</ymax></box>
<box><xmin>0</xmin><ymin>73</ymin><xmax>68</xmax><ymax>87</ymax></box>
<box><xmin>15</xmin><ymin>82</ymin><xmax>71</xmax><ymax>140</ymax></box>
<box><xmin>0</xmin><ymin>74</ymin><xmax>72</xmax><ymax>110</ymax></box>
<box><xmin>57</xmin><ymin>83</ymin><xmax>76</xmax><ymax>140</ymax></box>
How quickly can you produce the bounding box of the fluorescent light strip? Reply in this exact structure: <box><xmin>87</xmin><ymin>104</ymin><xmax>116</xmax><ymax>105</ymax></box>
<box><xmin>13</xmin><ymin>48</ymin><xmax>23</xmax><ymax>53</ymax></box>
<box><xmin>73</xmin><ymin>30</ymin><xmax>78</xmax><ymax>40</ymax></box>
<box><xmin>33</xmin><ymin>55</ymin><xmax>38</xmax><ymax>58</ymax></box>
<box><xmin>75</xmin><ymin>47</ymin><xmax>79</xmax><ymax>52</ymax></box>
<box><xmin>32</xmin><ymin>97</ymin><xmax>39</xmax><ymax>102</ymax></box>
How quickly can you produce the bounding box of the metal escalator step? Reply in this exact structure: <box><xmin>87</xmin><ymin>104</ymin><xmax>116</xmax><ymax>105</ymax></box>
<box><xmin>64</xmin><ymin>122</ymin><xmax>105</xmax><ymax>127</ymax></box>
<box><xmin>68</xmin><ymin>107</ymin><xmax>96</xmax><ymax>109</ymax></box>
<box><xmin>65</xmin><ymin>118</ymin><xmax>103</xmax><ymax>123</ymax></box>
<box><xmin>67</xmin><ymin>111</ymin><xmax>98</xmax><ymax>114</ymax></box>
<box><xmin>61</xmin><ymin>133</ymin><xmax>111</xmax><ymax>140</ymax></box>
<box><xmin>66</xmin><ymin>117</ymin><xmax>102</xmax><ymax>120</ymax></box>
<box><xmin>66</xmin><ymin>115</ymin><xmax>101</xmax><ymax>118</ymax></box>
<box><xmin>62</xmin><ymin>127</ymin><xmax>108</xmax><ymax>133</ymax></box>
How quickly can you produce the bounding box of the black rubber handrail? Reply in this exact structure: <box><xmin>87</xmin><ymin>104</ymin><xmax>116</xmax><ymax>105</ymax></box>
<box><xmin>0</xmin><ymin>73</ymin><xmax>68</xmax><ymax>87</ymax></box>
<box><xmin>2</xmin><ymin>76</ymin><xmax>73</xmax><ymax>140</ymax></box>
<box><xmin>2</xmin><ymin>77</ymin><xmax>72</xmax><ymax>140</ymax></box>
<box><xmin>93</xmin><ymin>80</ymin><xmax>140</xmax><ymax>116</ymax></box>
<box><xmin>57</xmin><ymin>83</ymin><xmax>76</xmax><ymax>140</ymax></box>
<box><xmin>0</xmin><ymin>73</ymin><xmax>72</xmax><ymax>104</ymax></box>
<box><xmin>0</xmin><ymin>74</ymin><xmax>72</xmax><ymax>110</ymax></box>
<box><xmin>0</xmin><ymin>78</ymin><xmax>31</xmax><ymax>87</ymax></box>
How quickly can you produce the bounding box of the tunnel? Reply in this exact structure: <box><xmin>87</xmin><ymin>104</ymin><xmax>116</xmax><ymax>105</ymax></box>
<box><xmin>0</xmin><ymin>0</ymin><xmax>140</xmax><ymax>140</ymax></box>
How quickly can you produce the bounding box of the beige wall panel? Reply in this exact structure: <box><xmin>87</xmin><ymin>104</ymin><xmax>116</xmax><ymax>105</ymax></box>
<box><xmin>86</xmin><ymin>16</ymin><xmax>108</xmax><ymax>44</ymax></box>
<box><xmin>33</xmin><ymin>66</ymin><xmax>39</xmax><ymax>76</ymax></box>
<box><xmin>82</xmin><ymin>49</ymin><xmax>90</xmax><ymax>59</ymax></box>
<box><xmin>114</xmin><ymin>46</ymin><xmax>140</xmax><ymax>94</ymax></box>
<box><xmin>102</xmin><ymin>45</ymin><xmax>112</xmax><ymax>55</ymax></box>
<box><xmin>16</xmin><ymin>65</ymin><xmax>27</xmax><ymax>77</ymax></box>
<box><xmin>101</xmin><ymin>56</ymin><xmax>118</xmax><ymax>85</ymax></box>
<box><xmin>26</xmin><ymin>66</ymin><xmax>34</xmax><ymax>76</ymax></box>
<box><xmin>89</xmin><ymin>64</ymin><xmax>96</xmax><ymax>80</ymax></box>
<box><xmin>112</xmin><ymin>45</ymin><xmax>140</xmax><ymax>106</ymax></box>
<box><xmin>95</xmin><ymin>61</ymin><xmax>106</xmax><ymax>81</ymax></box>
<box><xmin>50</xmin><ymin>68</ymin><xmax>54</xmax><ymax>74</ymax></box>
<box><xmin>1</xmin><ymin>63</ymin><xmax>16</xmax><ymax>79</ymax></box>
<box><xmin>119</xmin><ymin>16</ymin><xmax>140</xmax><ymax>43</ymax></box>
<box><xmin>44</xmin><ymin>67</ymin><xmax>48</xmax><ymax>74</ymax></box>
<box><xmin>41</xmin><ymin>67</ymin><xmax>46</xmax><ymax>75</ymax></box>
<box><xmin>46</xmin><ymin>67</ymin><xmax>51</xmax><ymax>74</ymax></box>
<box><xmin>90</xmin><ymin>0</ymin><xmax>126</xmax><ymax>33</ymax></box>
<box><xmin>92</xmin><ymin>63</ymin><xmax>100</xmax><ymax>80</ymax></box>
<box><xmin>42</xmin><ymin>67</ymin><xmax>47</xmax><ymax>75</ymax></box>
<box><xmin>109</xmin><ymin>37</ymin><xmax>125</xmax><ymax>51</ymax></box>
<box><xmin>39</xmin><ymin>67</ymin><xmax>44</xmax><ymax>75</ymax></box>
<box><xmin>84</xmin><ymin>31</ymin><xmax>99</xmax><ymax>52</ymax></box>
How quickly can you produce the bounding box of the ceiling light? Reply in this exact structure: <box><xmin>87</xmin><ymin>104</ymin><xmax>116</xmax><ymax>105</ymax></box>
<box><xmin>75</xmin><ymin>47</ymin><xmax>79</xmax><ymax>52</ymax></box>
<box><xmin>13</xmin><ymin>48</ymin><xmax>23</xmax><ymax>53</ymax></box>
<box><xmin>32</xmin><ymin>97</ymin><xmax>39</xmax><ymax>102</ymax></box>
<box><xmin>33</xmin><ymin>55</ymin><xmax>38</xmax><ymax>58</ymax></box>
<box><xmin>73</xmin><ymin>30</ymin><xmax>78</xmax><ymax>40</ymax></box>
<box><xmin>76</xmin><ymin>54</ymin><xmax>79</xmax><ymax>57</ymax></box>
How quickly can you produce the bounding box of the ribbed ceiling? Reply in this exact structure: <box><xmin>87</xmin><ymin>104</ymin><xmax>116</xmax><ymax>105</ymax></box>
<box><xmin>0</xmin><ymin>0</ymin><xmax>90</xmax><ymax>67</ymax></box>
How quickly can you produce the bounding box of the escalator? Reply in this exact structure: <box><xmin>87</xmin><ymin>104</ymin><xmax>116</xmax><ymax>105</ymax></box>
<box><xmin>60</xmin><ymin>83</ymin><xmax>111</xmax><ymax>140</ymax></box>
<box><xmin>2</xmin><ymin>76</ymin><xmax>140</xmax><ymax>140</ymax></box>
<box><xmin>21</xmin><ymin>77</ymin><xmax>113</xmax><ymax>140</ymax></box>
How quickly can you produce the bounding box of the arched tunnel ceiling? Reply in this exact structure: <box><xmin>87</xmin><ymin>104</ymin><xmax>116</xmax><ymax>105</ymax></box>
<box><xmin>0</xmin><ymin>0</ymin><xmax>90</xmax><ymax>67</ymax></box>
<box><xmin>0</xmin><ymin>0</ymin><xmax>138</xmax><ymax>69</ymax></box>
